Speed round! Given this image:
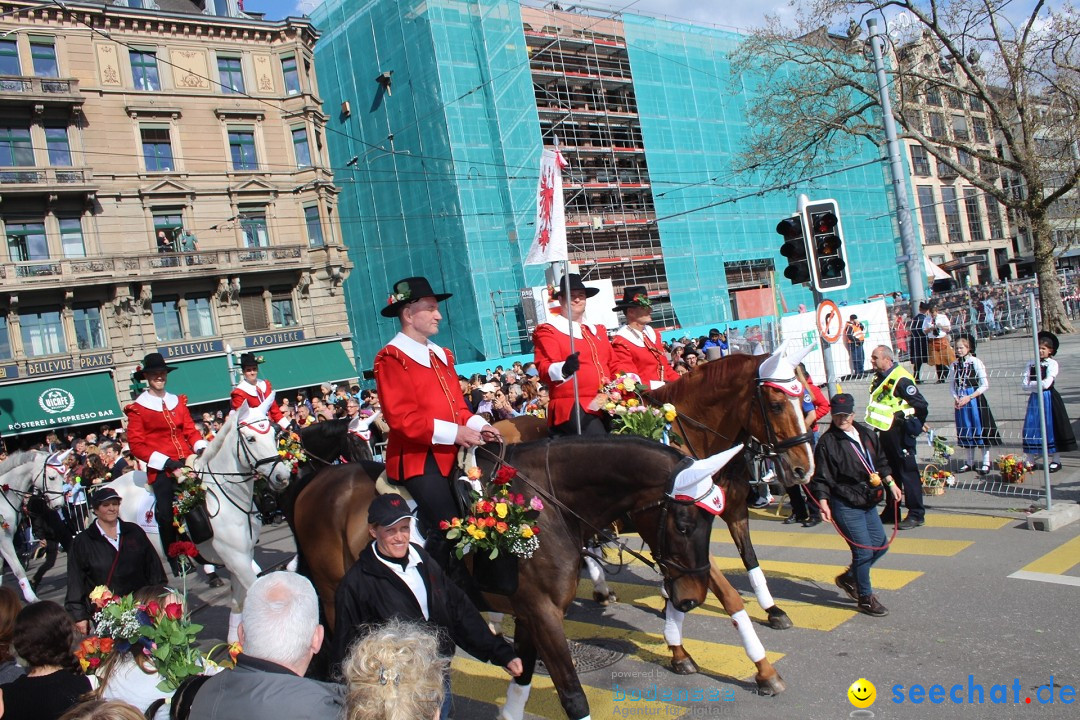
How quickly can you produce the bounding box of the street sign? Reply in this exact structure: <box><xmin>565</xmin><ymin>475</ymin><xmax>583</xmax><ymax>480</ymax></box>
<box><xmin>817</xmin><ymin>299</ymin><xmax>842</xmax><ymax>343</ymax></box>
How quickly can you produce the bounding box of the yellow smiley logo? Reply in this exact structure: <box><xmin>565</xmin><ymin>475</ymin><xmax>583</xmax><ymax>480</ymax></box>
<box><xmin>848</xmin><ymin>678</ymin><xmax>877</xmax><ymax>708</ymax></box>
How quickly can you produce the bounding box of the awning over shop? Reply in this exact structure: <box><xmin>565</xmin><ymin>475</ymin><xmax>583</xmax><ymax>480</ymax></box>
<box><xmin>258</xmin><ymin>341</ymin><xmax>357</xmax><ymax>392</ymax></box>
<box><xmin>0</xmin><ymin>372</ymin><xmax>122</xmax><ymax>435</ymax></box>
<box><xmin>924</xmin><ymin>256</ymin><xmax>951</xmax><ymax>281</ymax></box>
<box><xmin>169</xmin><ymin>355</ymin><xmax>233</xmax><ymax>406</ymax></box>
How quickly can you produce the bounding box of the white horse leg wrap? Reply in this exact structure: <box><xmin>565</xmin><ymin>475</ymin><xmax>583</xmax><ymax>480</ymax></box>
<box><xmin>583</xmin><ymin>555</ymin><xmax>607</xmax><ymax>594</ymax></box>
<box><xmin>227</xmin><ymin>611</ymin><xmax>242</xmax><ymax>643</ymax></box>
<box><xmin>748</xmin><ymin>566</ymin><xmax>775</xmax><ymax>610</ymax></box>
<box><xmin>286</xmin><ymin>554</ymin><xmax>299</xmax><ymax>573</ymax></box>
<box><xmin>202</xmin><ymin>564</ymin><xmax>214</xmax><ymax>575</ymax></box>
<box><xmin>17</xmin><ymin>577</ymin><xmax>37</xmax><ymax>602</ymax></box>
<box><xmin>499</xmin><ymin>681</ymin><xmax>531</xmax><ymax>720</ymax></box>
<box><xmin>663</xmin><ymin>602</ymin><xmax>685</xmax><ymax>646</ymax></box>
<box><xmin>731</xmin><ymin>609</ymin><xmax>766</xmax><ymax>663</ymax></box>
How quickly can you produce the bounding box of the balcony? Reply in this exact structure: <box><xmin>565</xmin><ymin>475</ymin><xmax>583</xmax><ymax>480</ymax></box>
<box><xmin>0</xmin><ymin>167</ymin><xmax>97</xmax><ymax>196</ymax></box>
<box><xmin>0</xmin><ymin>244</ymin><xmax>315</xmax><ymax>289</ymax></box>
<box><xmin>0</xmin><ymin>76</ymin><xmax>83</xmax><ymax>110</ymax></box>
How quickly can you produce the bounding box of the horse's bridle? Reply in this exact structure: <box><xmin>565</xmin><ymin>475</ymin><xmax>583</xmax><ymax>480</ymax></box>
<box><xmin>235</xmin><ymin>417</ymin><xmax>287</xmax><ymax>480</ymax></box>
<box><xmin>628</xmin><ymin>456</ymin><xmax>714</xmax><ymax>580</ymax></box>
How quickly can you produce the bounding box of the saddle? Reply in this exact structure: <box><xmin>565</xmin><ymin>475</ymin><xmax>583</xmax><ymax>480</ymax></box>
<box><xmin>373</xmin><ymin>447</ymin><xmax>482</xmax><ymax>523</ymax></box>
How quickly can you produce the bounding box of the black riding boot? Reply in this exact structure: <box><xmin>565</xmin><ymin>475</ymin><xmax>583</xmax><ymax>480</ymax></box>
<box><xmin>152</xmin><ymin>470</ymin><xmax>183</xmax><ymax>576</ymax></box>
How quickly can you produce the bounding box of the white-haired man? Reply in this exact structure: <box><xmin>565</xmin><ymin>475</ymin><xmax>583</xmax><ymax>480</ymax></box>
<box><xmin>191</xmin><ymin>572</ymin><xmax>344</xmax><ymax>718</ymax></box>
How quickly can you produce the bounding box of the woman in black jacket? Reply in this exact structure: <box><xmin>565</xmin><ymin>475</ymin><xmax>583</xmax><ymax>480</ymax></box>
<box><xmin>810</xmin><ymin>394</ymin><xmax>903</xmax><ymax>618</ymax></box>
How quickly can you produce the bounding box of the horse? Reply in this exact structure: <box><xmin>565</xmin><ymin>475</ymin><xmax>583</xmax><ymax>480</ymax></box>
<box><xmin>0</xmin><ymin>449</ymin><xmax>59</xmax><ymax>602</ymax></box>
<box><xmin>57</xmin><ymin>399</ymin><xmax>291</xmax><ymax>641</ymax></box>
<box><xmin>639</xmin><ymin>346</ymin><xmax>815</xmax><ymax>676</ymax></box>
<box><xmin>294</xmin><ymin>434</ymin><xmax>728</xmax><ymax>720</ymax></box>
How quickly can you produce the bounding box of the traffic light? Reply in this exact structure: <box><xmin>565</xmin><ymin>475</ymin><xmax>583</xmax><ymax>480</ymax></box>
<box><xmin>777</xmin><ymin>215</ymin><xmax>811</xmax><ymax>285</ymax></box>
<box><xmin>803</xmin><ymin>199</ymin><xmax>850</xmax><ymax>292</ymax></box>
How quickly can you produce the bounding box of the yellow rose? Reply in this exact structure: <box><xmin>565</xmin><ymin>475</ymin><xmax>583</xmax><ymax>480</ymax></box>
<box><xmin>79</xmin><ymin>657</ymin><xmax>90</xmax><ymax>673</ymax></box>
<box><xmin>521</xmin><ymin>526</ymin><xmax>534</xmax><ymax>539</ymax></box>
<box><xmin>495</xmin><ymin>503</ymin><xmax>508</xmax><ymax>519</ymax></box>
<box><xmin>664</xmin><ymin>411</ymin><xmax>676</xmax><ymax>422</ymax></box>
<box><xmin>476</xmin><ymin>530</ymin><xmax>486</xmax><ymax>539</ymax></box>
<box><xmin>626</xmin><ymin>398</ymin><xmax>639</xmax><ymax>408</ymax></box>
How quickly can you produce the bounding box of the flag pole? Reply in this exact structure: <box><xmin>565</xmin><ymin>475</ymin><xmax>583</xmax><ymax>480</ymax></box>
<box><xmin>562</xmin><ymin>259</ymin><xmax>581</xmax><ymax>436</ymax></box>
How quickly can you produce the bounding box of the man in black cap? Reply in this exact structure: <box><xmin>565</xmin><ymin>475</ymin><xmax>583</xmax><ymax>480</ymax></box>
<box><xmin>333</xmin><ymin>493</ymin><xmax>521</xmax><ymax>719</ymax></box>
<box><xmin>809</xmin><ymin>394</ymin><xmax>901</xmax><ymax>617</ymax></box>
<box><xmin>65</xmin><ymin>486</ymin><xmax>167</xmax><ymax>634</ymax></box>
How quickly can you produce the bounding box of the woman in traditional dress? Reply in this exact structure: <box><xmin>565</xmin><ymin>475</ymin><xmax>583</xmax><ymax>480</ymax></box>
<box><xmin>949</xmin><ymin>335</ymin><xmax>1001</xmax><ymax>475</ymax></box>
<box><xmin>1022</xmin><ymin>332</ymin><xmax>1077</xmax><ymax>472</ymax></box>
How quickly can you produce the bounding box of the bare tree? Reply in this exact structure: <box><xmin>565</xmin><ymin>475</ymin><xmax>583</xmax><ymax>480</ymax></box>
<box><xmin>732</xmin><ymin>0</ymin><xmax>1080</xmax><ymax>332</ymax></box>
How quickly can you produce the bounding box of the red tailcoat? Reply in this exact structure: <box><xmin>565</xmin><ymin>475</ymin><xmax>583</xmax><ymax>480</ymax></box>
<box><xmin>230</xmin><ymin>378</ymin><xmax>289</xmax><ymax>429</ymax></box>
<box><xmin>374</xmin><ymin>333</ymin><xmax>486</xmax><ymax>482</ymax></box>
<box><xmin>124</xmin><ymin>392</ymin><xmax>207</xmax><ymax>471</ymax></box>
<box><xmin>610</xmin><ymin>325</ymin><xmax>677</xmax><ymax>388</ymax></box>
<box><xmin>533</xmin><ymin>316</ymin><xmax>616</xmax><ymax>426</ymax></box>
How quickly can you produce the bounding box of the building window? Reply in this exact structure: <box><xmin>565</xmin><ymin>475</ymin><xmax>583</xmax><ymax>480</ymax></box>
<box><xmin>941</xmin><ymin>186</ymin><xmax>964</xmax><ymax>243</ymax></box>
<box><xmin>187</xmin><ymin>296</ymin><xmax>216</xmax><ymax>338</ymax></box>
<box><xmin>240</xmin><ymin>209</ymin><xmax>269</xmax><ymax>248</ymax></box>
<box><xmin>969</xmin><ymin>96</ymin><xmax>984</xmax><ymax>112</ymax></box>
<box><xmin>951</xmin><ymin>115</ymin><xmax>969</xmax><ymax>141</ymax></box>
<box><xmin>910</xmin><ymin>145</ymin><xmax>931</xmax><ymax>176</ymax></box>
<box><xmin>271</xmin><ymin>287</ymin><xmax>297</xmax><ymax>327</ymax></box>
<box><xmin>59</xmin><ymin>217</ymin><xmax>85</xmax><ymax>257</ymax></box>
<box><xmin>209</xmin><ymin>0</ymin><xmax>231</xmax><ymax>17</ymax></box>
<box><xmin>972</xmin><ymin>117</ymin><xmax>989</xmax><ymax>144</ymax></box>
<box><xmin>0</xmin><ymin>39</ymin><xmax>20</xmax><ymax>75</ymax></box>
<box><xmin>281</xmin><ymin>55</ymin><xmax>301</xmax><ymax>95</ymax></box>
<box><xmin>141</xmin><ymin>126</ymin><xmax>174</xmax><ymax>172</ymax></box>
<box><xmin>985</xmin><ymin>193</ymin><xmax>1004</xmax><ymax>239</ymax></box>
<box><xmin>928</xmin><ymin>113</ymin><xmax>947</xmax><ymax>140</ymax></box>
<box><xmin>73</xmin><ymin>305</ymin><xmax>106</xmax><ymax>350</ymax></box>
<box><xmin>5</xmin><ymin>220</ymin><xmax>48</xmax><ymax>261</ymax></box>
<box><xmin>130</xmin><ymin>50</ymin><xmax>161</xmax><ymax>91</ymax></box>
<box><xmin>218</xmin><ymin>56</ymin><xmax>245</xmax><ymax>94</ymax></box>
<box><xmin>20</xmin><ymin>309</ymin><xmax>66</xmax><ymax>356</ymax></box>
<box><xmin>291</xmin><ymin>126</ymin><xmax>311</xmax><ymax>168</ymax></box>
<box><xmin>946</xmin><ymin>89</ymin><xmax>964</xmax><ymax>109</ymax></box>
<box><xmin>925</xmin><ymin>87</ymin><xmax>942</xmax><ymax>106</ymax></box>
<box><xmin>30</xmin><ymin>39</ymin><xmax>58</xmax><ymax>78</ymax></box>
<box><xmin>45</xmin><ymin>126</ymin><xmax>72</xmax><ymax>166</ymax></box>
<box><xmin>917</xmin><ymin>186</ymin><xmax>940</xmax><ymax>245</ymax></box>
<box><xmin>0</xmin><ymin>127</ymin><xmax>34</xmax><ymax>166</ymax></box>
<box><xmin>0</xmin><ymin>315</ymin><xmax>11</xmax><ymax>359</ymax></box>
<box><xmin>153</xmin><ymin>208</ymin><xmax>183</xmax><ymax>251</ymax></box>
<box><xmin>957</xmin><ymin>149</ymin><xmax>975</xmax><ymax>171</ymax></box>
<box><xmin>228</xmin><ymin>127</ymin><xmax>257</xmax><ymax>170</ymax></box>
<box><xmin>304</xmin><ymin>205</ymin><xmax>324</xmax><ymax>247</ymax></box>
<box><xmin>240</xmin><ymin>292</ymin><xmax>268</xmax><ymax>332</ymax></box>
<box><xmin>963</xmin><ymin>188</ymin><xmax>985</xmax><ymax>242</ymax></box>
<box><xmin>152</xmin><ymin>298</ymin><xmax>183</xmax><ymax>342</ymax></box>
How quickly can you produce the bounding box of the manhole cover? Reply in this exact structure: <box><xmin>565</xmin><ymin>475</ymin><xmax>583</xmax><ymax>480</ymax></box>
<box><xmin>534</xmin><ymin>637</ymin><xmax>630</xmax><ymax>676</ymax></box>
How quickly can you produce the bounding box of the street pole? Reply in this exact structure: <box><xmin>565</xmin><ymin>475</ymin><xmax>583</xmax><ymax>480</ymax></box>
<box><xmin>867</xmin><ymin>18</ymin><xmax>926</xmax><ymax>311</ymax></box>
<box><xmin>1030</xmin><ymin>293</ymin><xmax>1052</xmax><ymax>510</ymax></box>
<box><xmin>799</xmin><ymin>194</ymin><xmax>840</xmax><ymax>397</ymax></box>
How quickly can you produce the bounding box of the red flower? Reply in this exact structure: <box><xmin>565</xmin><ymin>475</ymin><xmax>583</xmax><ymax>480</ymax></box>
<box><xmin>438</xmin><ymin>520</ymin><xmax>450</xmax><ymax>531</ymax></box>
<box><xmin>168</xmin><ymin>541</ymin><xmax>198</xmax><ymax>558</ymax></box>
<box><xmin>493</xmin><ymin>466</ymin><xmax>518</xmax><ymax>485</ymax></box>
<box><xmin>89</xmin><ymin>656</ymin><xmax>101</xmax><ymax>669</ymax></box>
<box><xmin>164</xmin><ymin>603</ymin><xmax>184</xmax><ymax>621</ymax></box>
<box><xmin>145</xmin><ymin>599</ymin><xmax>161</xmax><ymax>617</ymax></box>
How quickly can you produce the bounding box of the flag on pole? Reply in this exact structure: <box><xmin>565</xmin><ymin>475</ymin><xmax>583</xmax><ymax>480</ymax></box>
<box><xmin>524</xmin><ymin>147</ymin><xmax>569</xmax><ymax>266</ymax></box>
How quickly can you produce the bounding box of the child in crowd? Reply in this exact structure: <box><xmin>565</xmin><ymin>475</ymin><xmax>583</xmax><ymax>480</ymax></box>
<box><xmin>1022</xmin><ymin>332</ymin><xmax>1076</xmax><ymax>472</ymax></box>
<box><xmin>949</xmin><ymin>335</ymin><xmax>1001</xmax><ymax>475</ymax></box>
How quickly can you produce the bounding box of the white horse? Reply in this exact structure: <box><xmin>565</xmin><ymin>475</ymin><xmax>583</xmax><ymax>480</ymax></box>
<box><xmin>49</xmin><ymin>398</ymin><xmax>290</xmax><ymax>641</ymax></box>
<box><xmin>0</xmin><ymin>449</ymin><xmax>62</xmax><ymax>602</ymax></box>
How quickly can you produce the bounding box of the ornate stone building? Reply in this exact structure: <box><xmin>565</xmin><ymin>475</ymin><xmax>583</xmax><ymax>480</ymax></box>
<box><xmin>0</xmin><ymin>0</ymin><xmax>353</xmax><ymax>439</ymax></box>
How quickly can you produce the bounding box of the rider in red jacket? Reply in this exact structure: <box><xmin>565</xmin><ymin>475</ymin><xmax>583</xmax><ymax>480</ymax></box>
<box><xmin>229</xmin><ymin>352</ymin><xmax>289</xmax><ymax>430</ymax></box>
<box><xmin>609</xmin><ymin>285</ymin><xmax>676</xmax><ymax>389</ymax></box>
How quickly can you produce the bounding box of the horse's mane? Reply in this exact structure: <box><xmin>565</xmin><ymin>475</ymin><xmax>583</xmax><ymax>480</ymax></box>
<box><xmin>299</xmin><ymin>418</ymin><xmax>349</xmax><ymax>446</ymax></box>
<box><xmin>0</xmin><ymin>449</ymin><xmax>43</xmax><ymax>476</ymax></box>
<box><xmin>650</xmin><ymin>353</ymin><xmax>763</xmax><ymax>406</ymax></box>
<box><xmin>504</xmin><ymin>433</ymin><xmax>686</xmax><ymax>465</ymax></box>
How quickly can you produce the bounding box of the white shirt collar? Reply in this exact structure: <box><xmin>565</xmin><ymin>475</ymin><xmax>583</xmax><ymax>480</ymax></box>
<box><xmin>235</xmin><ymin>379</ymin><xmax>267</xmax><ymax>395</ymax></box>
<box><xmin>135</xmin><ymin>391</ymin><xmax>178</xmax><ymax>411</ymax></box>
<box><xmin>386</xmin><ymin>332</ymin><xmax>448</xmax><ymax>368</ymax></box>
<box><xmin>615</xmin><ymin>324</ymin><xmax>656</xmax><ymax>347</ymax></box>
<box><xmin>545</xmin><ymin>313</ymin><xmax>596</xmax><ymax>339</ymax></box>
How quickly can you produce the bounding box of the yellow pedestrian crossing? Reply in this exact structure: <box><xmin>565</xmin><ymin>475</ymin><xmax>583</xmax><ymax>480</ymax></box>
<box><xmin>710</xmin><ymin>528</ymin><xmax>972</xmax><ymax>556</ymax></box>
<box><xmin>1018</xmin><ymin>534</ymin><xmax>1080</xmax><ymax>575</ymax></box>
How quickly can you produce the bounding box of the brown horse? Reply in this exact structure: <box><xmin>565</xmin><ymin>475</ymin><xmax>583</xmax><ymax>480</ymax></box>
<box><xmin>293</xmin><ymin>434</ymin><xmax>723</xmax><ymax>720</ymax></box>
<box><xmin>643</xmin><ymin>349</ymin><xmax>815</xmax><ymax>678</ymax></box>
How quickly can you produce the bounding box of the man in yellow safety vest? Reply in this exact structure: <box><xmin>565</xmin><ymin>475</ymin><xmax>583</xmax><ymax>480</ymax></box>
<box><xmin>866</xmin><ymin>345</ymin><xmax>929</xmax><ymax>529</ymax></box>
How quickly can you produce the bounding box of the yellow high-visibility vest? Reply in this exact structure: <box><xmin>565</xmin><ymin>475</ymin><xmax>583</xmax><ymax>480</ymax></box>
<box><xmin>865</xmin><ymin>364</ymin><xmax>917</xmax><ymax>431</ymax></box>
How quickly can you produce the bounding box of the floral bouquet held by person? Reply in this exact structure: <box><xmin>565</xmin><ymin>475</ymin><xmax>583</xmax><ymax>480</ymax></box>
<box><xmin>172</xmin><ymin>469</ymin><xmax>206</xmax><ymax>536</ymax></box>
<box><xmin>600</xmin><ymin>372</ymin><xmax>681</xmax><ymax>444</ymax></box>
<box><xmin>277</xmin><ymin>431</ymin><xmax>307</xmax><ymax>474</ymax></box>
<box><xmin>443</xmin><ymin>465</ymin><xmax>542</xmax><ymax>560</ymax></box>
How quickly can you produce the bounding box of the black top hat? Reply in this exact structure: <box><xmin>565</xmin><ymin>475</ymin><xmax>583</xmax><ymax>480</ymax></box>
<box><xmin>238</xmin><ymin>352</ymin><xmax>264</xmax><ymax>368</ymax></box>
<box><xmin>613</xmin><ymin>285</ymin><xmax>651</xmax><ymax>312</ymax></box>
<box><xmin>134</xmin><ymin>352</ymin><xmax>176</xmax><ymax>381</ymax></box>
<box><xmin>830</xmin><ymin>393</ymin><xmax>855</xmax><ymax>415</ymax></box>
<box><xmin>551</xmin><ymin>273</ymin><xmax>599</xmax><ymax>299</ymax></box>
<box><xmin>90</xmin><ymin>486</ymin><xmax>122</xmax><ymax>507</ymax></box>
<box><xmin>368</xmin><ymin>493</ymin><xmax>415</xmax><ymax>527</ymax></box>
<box><xmin>1038</xmin><ymin>331</ymin><xmax>1059</xmax><ymax>355</ymax></box>
<box><xmin>381</xmin><ymin>277</ymin><xmax>452</xmax><ymax>318</ymax></box>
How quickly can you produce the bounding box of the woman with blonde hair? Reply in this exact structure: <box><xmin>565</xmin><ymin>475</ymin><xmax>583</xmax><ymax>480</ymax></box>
<box><xmin>342</xmin><ymin>619</ymin><xmax>448</xmax><ymax>720</ymax></box>
<box><xmin>58</xmin><ymin>699</ymin><xmax>146</xmax><ymax>720</ymax></box>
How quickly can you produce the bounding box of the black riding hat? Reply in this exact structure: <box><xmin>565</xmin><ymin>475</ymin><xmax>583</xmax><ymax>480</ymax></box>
<box><xmin>381</xmin><ymin>276</ymin><xmax>452</xmax><ymax>318</ymax></box>
<box><xmin>238</xmin><ymin>352</ymin><xmax>263</xmax><ymax>368</ymax></box>
<box><xmin>551</xmin><ymin>273</ymin><xmax>599</xmax><ymax>299</ymax></box>
<box><xmin>613</xmin><ymin>285</ymin><xmax>651</xmax><ymax>312</ymax></box>
<box><xmin>134</xmin><ymin>352</ymin><xmax>176</xmax><ymax>381</ymax></box>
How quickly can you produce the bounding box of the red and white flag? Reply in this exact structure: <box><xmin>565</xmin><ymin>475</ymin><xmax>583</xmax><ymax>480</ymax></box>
<box><xmin>524</xmin><ymin>147</ymin><xmax>569</xmax><ymax>266</ymax></box>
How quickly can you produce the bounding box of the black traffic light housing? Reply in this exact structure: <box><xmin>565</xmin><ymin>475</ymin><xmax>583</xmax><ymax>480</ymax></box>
<box><xmin>777</xmin><ymin>215</ymin><xmax>811</xmax><ymax>285</ymax></box>
<box><xmin>802</xmin><ymin>199</ymin><xmax>850</xmax><ymax>292</ymax></box>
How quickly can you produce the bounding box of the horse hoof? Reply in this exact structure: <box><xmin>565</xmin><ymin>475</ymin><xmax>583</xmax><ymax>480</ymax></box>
<box><xmin>670</xmin><ymin>657</ymin><xmax>699</xmax><ymax>675</ymax></box>
<box><xmin>593</xmin><ymin>590</ymin><xmax>616</xmax><ymax>606</ymax></box>
<box><xmin>207</xmin><ymin>573</ymin><xmax>225</xmax><ymax>589</ymax></box>
<box><xmin>756</xmin><ymin>673</ymin><xmax>786</xmax><ymax>696</ymax></box>
<box><xmin>766</xmin><ymin>607</ymin><xmax>794</xmax><ymax>630</ymax></box>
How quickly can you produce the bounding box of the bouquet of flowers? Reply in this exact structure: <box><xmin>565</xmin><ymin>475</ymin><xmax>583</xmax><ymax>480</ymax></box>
<box><xmin>927</xmin><ymin>430</ymin><xmax>955</xmax><ymax>466</ymax></box>
<box><xmin>600</xmin><ymin>373</ymin><xmax>681</xmax><ymax>444</ymax></box>
<box><xmin>172</xmin><ymin>470</ymin><xmax>206</xmax><ymax>534</ymax></box>
<box><xmin>997</xmin><ymin>453</ymin><xmax>1030</xmax><ymax>484</ymax></box>
<box><xmin>277</xmin><ymin>431</ymin><xmax>307</xmax><ymax>474</ymax></box>
<box><xmin>443</xmin><ymin>465</ymin><xmax>542</xmax><ymax>560</ymax></box>
<box><xmin>80</xmin><ymin>585</ymin><xmax>205</xmax><ymax>692</ymax></box>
